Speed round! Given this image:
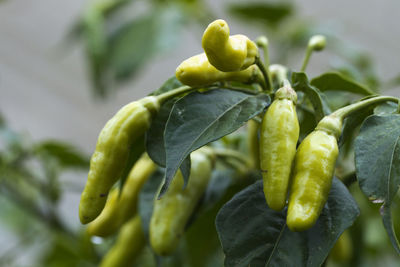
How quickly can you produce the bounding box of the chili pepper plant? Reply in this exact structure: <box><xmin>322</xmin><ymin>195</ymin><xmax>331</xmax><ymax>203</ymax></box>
<box><xmin>79</xmin><ymin>18</ymin><xmax>400</xmax><ymax>267</ymax></box>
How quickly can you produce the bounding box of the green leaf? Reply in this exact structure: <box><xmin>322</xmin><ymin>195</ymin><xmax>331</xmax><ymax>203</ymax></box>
<box><xmin>180</xmin><ymin>155</ymin><xmax>191</xmax><ymax>188</ymax></box>
<box><xmin>201</xmin><ymin>169</ymin><xmax>235</xmax><ymax>211</ymax></box>
<box><xmin>374</xmin><ymin>102</ymin><xmax>398</xmax><ymax>115</ymax></box>
<box><xmin>0</xmin><ymin>112</ymin><xmax>5</xmax><ymax>127</ymax></box>
<box><xmin>83</xmin><ymin>7</ymin><xmax>109</xmax><ymax>97</ymax></box>
<box><xmin>109</xmin><ymin>6</ymin><xmax>182</xmax><ymax>81</ymax></box>
<box><xmin>34</xmin><ymin>141</ymin><xmax>89</xmax><ymax>169</ymax></box>
<box><xmin>310</xmin><ymin>72</ymin><xmax>374</xmax><ymax>96</ymax></box>
<box><xmin>355</xmin><ymin>115</ymin><xmax>400</xmax><ymax>204</ymax></box>
<box><xmin>339</xmin><ymin>106</ymin><xmax>373</xmax><ymax>152</ymax></box>
<box><xmin>216</xmin><ymin>178</ymin><xmax>360</xmax><ymax>267</ymax></box>
<box><xmin>382</xmin><ymin>204</ymin><xmax>400</xmax><ymax>254</ymax></box>
<box><xmin>161</xmin><ymin>89</ymin><xmax>270</xmax><ymax>196</ymax></box>
<box><xmin>150</xmin><ymin>76</ymin><xmax>183</xmax><ymax>96</ymax></box>
<box><xmin>297</xmin><ymin>98</ymin><xmax>317</xmax><ymax>139</ymax></box>
<box><xmin>292</xmin><ymin>72</ymin><xmax>331</xmax><ymax>122</ymax></box>
<box><xmin>228</xmin><ymin>2</ymin><xmax>293</xmax><ymax>26</ymax></box>
<box><xmin>146</xmin><ymin>99</ymin><xmax>175</xmax><ymax>167</ymax></box>
<box><xmin>109</xmin><ymin>14</ymin><xmax>158</xmax><ymax>80</ymax></box>
<box><xmin>355</xmin><ymin>114</ymin><xmax>400</xmax><ymax>252</ymax></box>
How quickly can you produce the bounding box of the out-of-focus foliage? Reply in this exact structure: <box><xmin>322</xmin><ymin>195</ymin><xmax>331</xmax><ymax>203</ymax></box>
<box><xmin>68</xmin><ymin>0</ymin><xmax>213</xmax><ymax>97</ymax></box>
<box><xmin>0</xmin><ymin>115</ymin><xmax>95</xmax><ymax>266</ymax></box>
<box><xmin>70</xmin><ymin>0</ymin><xmax>391</xmax><ymax>101</ymax></box>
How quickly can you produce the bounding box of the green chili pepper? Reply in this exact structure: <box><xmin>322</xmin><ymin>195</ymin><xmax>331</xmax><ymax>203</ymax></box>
<box><xmin>79</xmin><ymin>97</ymin><xmax>160</xmax><ymax>224</ymax></box>
<box><xmin>99</xmin><ymin>215</ymin><xmax>145</xmax><ymax>267</ymax></box>
<box><xmin>202</xmin><ymin>19</ymin><xmax>258</xmax><ymax>72</ymax></box>
<box><xmin>87</xmin><ymin>153</ymin><xmax>156</xmax><ymax>236</ymax></box>
<box><xmin>175</xmin><ymin>53</ymin><xmax>262</xmax><ymax>87</ymax></box>
<box><xmin>286</xmin><ymin>115</ymin><xmax>342</xmax><ymax>231</ymax></box>
<box><xmin>149</xmin><ymin>148</ymin><xmax>214</xmax><ymax>256</ymax></box>
<box><xmin>260</xmin><ymin>84</ymin><xmax>299</xmax><ymax>211</ymax></box>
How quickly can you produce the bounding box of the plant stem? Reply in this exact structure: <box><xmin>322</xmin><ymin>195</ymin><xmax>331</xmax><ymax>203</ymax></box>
<box><xmin>300</xmin><ymin>46</ymin><xmax>313</xmax><ymax>72</ymax></box>
<box><xmin>255</xmin><ymin>58</ymin><xmax>272</xmax><ymax>93</ymax></box>
<box><xmin>332</xmin><ymin>96</ymin><xmax>399</xmax><ymax>120</ymax></box>
<box><xmin>256</xmin><ymin>36</ymin><xmax>272</xmax><ymax>85</ymax></box>
<box><xmin>213</xmin><ymin>148</ymin><xmax>252</xmax><ymax>169</ymax></box>
<box><xmin>157</xmin><ymin>85</ymin><xmax>196</xmax><ymax>103</ymax></box>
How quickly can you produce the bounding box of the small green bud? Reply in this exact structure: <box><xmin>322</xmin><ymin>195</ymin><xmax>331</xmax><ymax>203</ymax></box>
<box><xmin>256</xmin><ymin>36</ymin><xmax>268</xmax><ymax>48</ymax></box>
<box><xmin>308</xmin><ymin>35</ymin><xmax>327</xmax><ymax>51</ymax></box>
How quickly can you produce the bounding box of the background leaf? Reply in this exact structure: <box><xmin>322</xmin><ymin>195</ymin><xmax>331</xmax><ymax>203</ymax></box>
<box><xmin>34</xmin><ymin>141</ymin><xmax>89</xmax><ymax>169</ymax></box>
<box><xmin>216</xmin><ymin>179</ymin><xmax>360</xmax><ymax>267</ymax></box>
<box><xmin>292</xmin><ymin>72</ymin><xmax>331</xmax><ymax>122</ymax></box>
<box><xmin>310</xmin><ymin>72</ymin><xmax>374</xmax><ymax>96</ymax></box>
<box><xmin>146</xmin><ymin>99</ymin><xmax>176</xmax><ymax>167</ymax></box>
<box><xmin>161</xmin><ymin>89</ymin><xmax>270</xmax><ymax>196</ymax></box>
<box><xmin>228</xmin><ymin>2</ymin><xmax>293</xmax><ymax>27</ymax></box>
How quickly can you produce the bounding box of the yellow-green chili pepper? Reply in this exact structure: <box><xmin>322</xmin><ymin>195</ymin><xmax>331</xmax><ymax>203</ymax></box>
<box><xmin>329</xmin><ymin>230</ymin><xmax>353</xmax><ymax>263</ymax></box>
<box><xmin>87</xmin><ymin>153</ymin><xmax>156</xmax><ymax>237</ymax></box>
<box><xmin>202</xmin><ymin>19</ymin><xmax>258</xmax><ymax>72</ymax></box>
<box><xmin>260</xmin><ymin>84</ymin><xmax>299</xmax><ymax>211</ymax></box>
<box><xmin>99</xmin><ymin>215</ymin><xmax>145</xmax><ymax>267</ymax></box>
<box><xmin>247</xmin><ymin>119</ymin><xmax>260</xmax><ymax>169</ymax></box>
<box><xmin>175</xmin><ymin>53</ymin><xmax>262</xmax><ymax>87</ymax></box>
<box><xmin>79</xmin><ymin>97</ymin><xmax>160</xmax><ymax>224</ymax></box>
<box><xmin>149</xmin><ymin>148</ymin><xmax>214</xmax><ymax>256</ymax></box>
<box><xmin>287</xmin><ymin>115</ymin><xmax>342</xmax><ymax>231</ymax></box>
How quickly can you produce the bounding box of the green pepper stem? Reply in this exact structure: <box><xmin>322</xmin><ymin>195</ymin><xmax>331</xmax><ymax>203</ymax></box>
<box><xmin>333</xmin><ymin>96</ymin><xmax>399</xmax><ymax>120</ymax></box>
<box><xmin>255</xmin><ymin>36</ymin><xmax>272</xmax><ymax>84</ymax></box>
<box><xmin>255</xmin><ymin>58</ymin><xmax>272</xmax><ymax>93</ymax></box>
<box><xmin>213</xmin><ymin>148</ymin><xmax>252</xmax><ymax>169</ymax></box>
<box><xmin>300</xmin><ymin>46</ymin><xmax>313</xmax><ymax>72</ymax></box>
<box><xmin>156</xmin><ymin>85</ymin><xmax>195</xmax><ymax>104</ymax></box>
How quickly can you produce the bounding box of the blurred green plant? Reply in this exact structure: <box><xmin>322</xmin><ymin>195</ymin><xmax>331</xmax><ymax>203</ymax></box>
<box><xmin>0</xmin><ymin>115</ymin><xmax>96</xmax><ymax>266</ymax></box>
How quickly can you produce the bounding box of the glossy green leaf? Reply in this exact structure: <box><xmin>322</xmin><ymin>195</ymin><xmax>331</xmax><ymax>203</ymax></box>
<box><xmin>201</xmin><ymin>169</ymin><xmax>235</xmax><ymax>211</ymax></box>
<box><xmin>161</xmin><ymin>89</ymin><xmax>270</xmax><ymax>197</ymax></box>
<box><xmin>180</xmin><ymin>155</ymin><xmax>191</xmax><ymax>188</ymax></box>
<box><xmin>374</xmin><ymin>102</ymin><xmax>398</xmax><ymax>115</ymax></box>
<box><xmin>339</xmin><ymin>106</ymin><xmax>373</xmax><ymax>152</ymax></box>
<box><xmin>355</xmin><ymin>114</ymin><xmax>400</xmax><ymax>204</ymax></box>
<box><xmin>146</xmin><ymin>99</ymin><xmax>175</xmax><ymax>167</ymax></box>
<box><xmin>310</xmin><ymin>72</ymin><xmax>374</xmax><ymax>96</ymax></box>
<box><xmin>355</xmin><ymin>114</ymin><xmax>400</xmax><ymax>253</ymax></box>
<box><xmin>216</xmin><ymin>178</ymin><xmax>360</xmax><ymax>267</ymax></box>
<box><xmin>229</xmin><ymin>2</ymin><xmax>293</xmax><ymax>26</ymax></box>
<box><xmin>381</xmin><ymin>204</ymin><xmax>400</xmax><ymax>254</ymax></box>
<box><xmin>292</xmin><ymin>72</ymin><xmax>331</xmax><ymax>122</ymax></box>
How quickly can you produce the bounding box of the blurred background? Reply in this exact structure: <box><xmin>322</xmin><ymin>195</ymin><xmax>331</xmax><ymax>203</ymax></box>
<box><xmin>0</xmin><ymin>0</ymin><xmax>399</xmax><ymax>266</ymax></box>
